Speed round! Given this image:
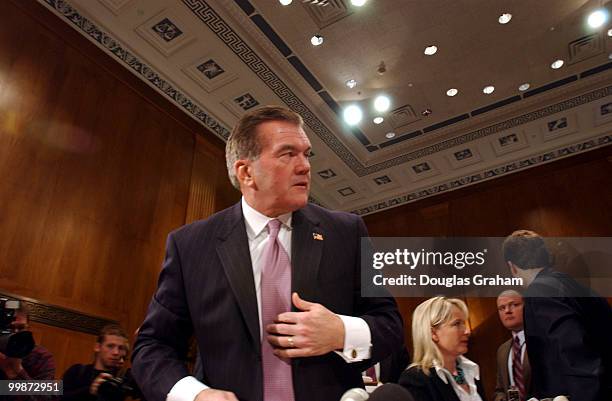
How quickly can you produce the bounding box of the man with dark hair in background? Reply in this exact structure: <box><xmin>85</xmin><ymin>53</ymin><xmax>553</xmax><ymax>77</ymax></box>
<box><xmin>62</xmin><ymin>324</ymin><xmax>132</xmax><ymax>401</ymax></box>
<box><xmin>503</xmin><ymin>230</ymin><xmax>612</xmax><ymax>401</ymax></box>
<box><xmin>132</xmin><ymin>105</ymin><xmax>403</xmax><ymax>401</ymax></box>
<box><xmin>493</xmin><ymin>290</ymin><xmax>531</xmax><ymax>401</ymax></box>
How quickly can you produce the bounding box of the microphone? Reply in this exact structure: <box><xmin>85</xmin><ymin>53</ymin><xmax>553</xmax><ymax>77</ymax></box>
<box><xmin>369</xmin><ymin>383</ymin><xmax>415</xmax><ymax>401</ymax></box>
<box><xmin>340</xmin><ymin>388</ymin><xmax>369</xmax><ymax>401</ymax></box>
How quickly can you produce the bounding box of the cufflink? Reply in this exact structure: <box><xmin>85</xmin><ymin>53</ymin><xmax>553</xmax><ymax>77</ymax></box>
<box><xmin>351</xmin><ymin>349</ymin><xmax>358</xmax><ymax>359</ymax></box>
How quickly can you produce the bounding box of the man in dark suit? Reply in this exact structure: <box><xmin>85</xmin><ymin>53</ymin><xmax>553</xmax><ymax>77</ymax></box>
<box><xmin>503</xmin><ymin>230</ymin><xmax>611</xmax><ymax>401</ymax></box>
<box><xmin>493</xmin><ymin>290</ymin><xmax>531</xmax><ymax>401</ymax></box>
<box><xmin>131</xmin><ymin>106</ymin><xmax>403</xmax><ymax>401</ymax></box>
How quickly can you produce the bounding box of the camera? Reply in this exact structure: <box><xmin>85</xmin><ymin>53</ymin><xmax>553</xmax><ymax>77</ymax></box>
<box><xmin>0</xmin><ymin>299</ymin><xmax>35</xmax><ymax>358</ymax></box>
<box><xmin>97</xmin><ymin>369</ymin><xmax>141</xmax><ymax>401</ymax></box>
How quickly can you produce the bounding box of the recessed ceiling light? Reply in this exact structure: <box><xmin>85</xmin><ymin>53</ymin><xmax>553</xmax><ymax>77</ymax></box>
<box><xmin>373</xmin><ymin>117</ymin><xmax>384</xmax><ymax>124</ymax></box>
<box><xmin>498</xmin><ymin>13</ymin><xmax>512</xmax><ymax>24</ymax></box>
<box><xmin>310</xmin><ymin>34</ymin><xmax>324</xmax><ymax>46</ymax></box>
<box><xmin>446</xmin><ymin>88</ymin><xmax>458</xmax><ymax>97</ymax></box>
<box><xmin>343</xmin><ymin>105</ymin><xmax>363</xmax><ymax>125</ymax></box>
<box><xmin>421</xmin><ymin>108</ymin><xmax>432</xmax><ymax>116</ymax></box>
<box><xmin>345</xmin><ymin>79</ymin><xmax>357</xmax><ymax>88</ymax></box>
<box><xmin>351</xmin><ymin>0</ymin><xmax>367</xmax><ymax>6</ymax></box>
<box><xmin>385</xmin><ymin>132</ymin><xmax>396</xmax><ymax>139</ymax></box>
<box><xmin>587</xmin><ymin>9</ymin><xmax>608</xmax><ymax>28</ymax></box>
<box><xmin>483</xmin><ymin>85</ymin><xmax>495</xmax><ymax>94</ymax></box>
<box><xmin>608</xmin><ymin>29</ymin><xmax>612</xmax><ymax>37</ymax></box>
<box><xmin>518</xmin><ymin>83</ymin><xmax>530</xmax><ymax>91</ymax></box>
<box><xmin>279</xmin><ymin>0</ymin><xmax>292</xmax><ymax>5</ymax></box>
<box><xmin>609</xmin><ymin>53</ymin><xmax>612</xmax><ymax>60</ymax></box>
<box><xmin>551</xmin><ymin>59</ymin><xmax>564</xmax><ymax>69</ymax></box>
<box><xmin>374</xmin><ymin>95</ymin><xmax>391</xmax><ymax>112</ymax></box>
<box><xmin>424</xmin><ymin>45</ymin><xmax>438</xmax><ymax>55</ymax></box>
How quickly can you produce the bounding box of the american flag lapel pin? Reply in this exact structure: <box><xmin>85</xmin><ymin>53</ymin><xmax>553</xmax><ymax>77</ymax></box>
<box><xmin>312</xmin><ymin>232</ymin><xmax>324</xmax><ymax>241</ymax></box>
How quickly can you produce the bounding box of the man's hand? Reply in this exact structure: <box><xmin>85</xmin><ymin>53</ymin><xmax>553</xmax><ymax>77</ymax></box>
<box><xmin>0</xmin><ymin>353</ymin><xmax>24</xmax><ymax>379</ymax></box>
<box><xmin>195</xmin><ymin>388</ymin><xmax>239</xmax><ymax>401</ymax></box>
<box><xmin>89</xmin><ymin>372</ymin><xmax>113</xmax><ymax>395</ymax></box>
<box><xmin>266</xmin><ymin>292</ymin><xmax>345</xmax><ymax>358</ymax></box>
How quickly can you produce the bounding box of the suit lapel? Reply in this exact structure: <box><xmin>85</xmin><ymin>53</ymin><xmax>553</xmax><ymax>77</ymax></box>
<box><xmin>216</xmin><ymin>203</ymin><xmax>261</xmax><ymax>355</ymax></box>
<box><xmin>290</xmin><ymin>207</ymin><xmax>323</xmax><ymax>305</ymax></box>
<box><xmin>500</xmin><ymin>339</ymin><xmax>511</xmax><ymax>390</ymax></box>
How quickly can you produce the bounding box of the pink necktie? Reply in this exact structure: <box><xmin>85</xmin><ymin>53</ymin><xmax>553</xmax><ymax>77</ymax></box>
<box><xmin>261</xmin><ymin>219</ymin><xmax>295</xmax><ymax>401</ymax></box>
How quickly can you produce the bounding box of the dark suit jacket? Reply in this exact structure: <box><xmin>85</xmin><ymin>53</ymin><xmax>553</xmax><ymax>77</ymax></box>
<box><xmin>493</xmin><ymin>337</ymin><xmax>531</xmax><ymax>401</ymax></box>
<box><xmin>523</xmin><ymin>269</ymin><xmax>612</xmax><ymax>401</ymax></box>
<box><xmin>132</xmin><ymin>202</ymin><xmax>403</xmax><ymax>401</ymax></box>
<box><xmin>379</xmin><ymin>345</ymin><xmax>410</xmax><ymax>384</ymax></box>
<box><xmin>399</xmin><ymin>366</ymin><xmax>487</xmax><ymax>401</ymax></box>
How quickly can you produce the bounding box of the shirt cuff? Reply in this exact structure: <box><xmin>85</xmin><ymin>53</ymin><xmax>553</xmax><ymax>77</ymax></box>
<box><xmin>167</xmin><ymin>376</ymin><xmax>209</xmax><ymax>401</ymax></box>
<box><xmin>335</xmin><ymin>315</ymin><xmax>372</xmax><ymax>362</ymax></box>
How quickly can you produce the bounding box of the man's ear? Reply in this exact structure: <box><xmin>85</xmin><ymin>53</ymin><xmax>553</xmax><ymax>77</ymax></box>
<box><xmin>507</xmin><ymin>261</ymin><xmax>518</xmax><ymax>276</ymax></box>
<box><xmin>93</xmin><ymin>342</ymin><xmax>101</xmax><ymax>353</ymax></box>
<box><xmin>235</xmin><ymin>160</ymin><xmax>254</xmax><ymax>188</ymax></box>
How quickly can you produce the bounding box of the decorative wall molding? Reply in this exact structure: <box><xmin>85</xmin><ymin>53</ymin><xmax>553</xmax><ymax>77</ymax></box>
<box><xmin>40</xmin><ymin>0</ymin><xmax>231</xmax><ymax>141</ymax></box>
<box><xmin>0</xmin><ymin>291</ymin><xmax>117</xmax><ymax>335</ymax></box>
<box><xmin>352</xmin><ymin>134</ymin><xmax>612</xmax><ymax>216</ymax></box>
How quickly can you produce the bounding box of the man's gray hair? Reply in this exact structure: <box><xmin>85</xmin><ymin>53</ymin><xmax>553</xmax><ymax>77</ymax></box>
<box><xmin>225</xmin><ymin>106</ymin><xmax>303</xmax><ymax>189</ymax></box>
<box><xmin>497</xmin><ymin>289</ymin><xmax>523</xmax><ymax>300</ymax></box>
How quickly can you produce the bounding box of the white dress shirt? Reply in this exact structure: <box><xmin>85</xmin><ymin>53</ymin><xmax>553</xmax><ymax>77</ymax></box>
<box><xmin>434</xmin><ymin>356</ymin><xmax>483</xmax><ymax>401</ymax></box>
<box><xmin>507</xmin><ymin>330</ymin><xmax>526</xmax><ymax>387</ymax></box>
<box><xmin>167</xmin><ymin>198</ymin><xmax>372</xmax><ymax>401</ymax></box>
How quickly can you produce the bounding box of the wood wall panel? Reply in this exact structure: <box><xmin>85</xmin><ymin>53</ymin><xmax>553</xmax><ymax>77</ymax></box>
<box><xmin>364</xmin><ymin>147</ymin><xmax>612</xmax><ymax>398</ymax></box>
<box><xmin>0</xmin><ymin>0</ymin><xmax>230</xmax><ymax>378</ymax></box>
<box><xmin>186</xmin><ymin>136</ymin><xmax>240</xmax><ymax>224</ymax></box>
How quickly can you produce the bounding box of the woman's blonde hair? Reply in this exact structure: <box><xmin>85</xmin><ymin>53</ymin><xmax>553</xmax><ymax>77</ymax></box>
<box><xmin>410</xmin><ymin>296</ymin><xmax>469</xmax><ymax>374</ymax></box>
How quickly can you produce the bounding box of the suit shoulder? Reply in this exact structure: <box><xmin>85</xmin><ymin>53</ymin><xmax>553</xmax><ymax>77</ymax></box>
<box><xmin>497</xmin><ymin>338</ymin><xmax>511</xmax><ymax>355</ymax></box>
<box><xmin>170</xmin><ymin>206</ymin><xmax>237</xmax><ymax>241</ymax></box>
<box><xmin>399</xmin><ymin>366</ymin><xmax>430</xmax><ymax>387</ymax></box>
<box><xmin>303</xmin><ymin>203</ymin><xmax>362</xmax><ymax>224</ymax></box>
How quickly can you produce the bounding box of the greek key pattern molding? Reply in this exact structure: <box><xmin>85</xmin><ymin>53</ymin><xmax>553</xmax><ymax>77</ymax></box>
<box><xmin>352</xmin><ymin>135</ymin><xmax>612</xmax><ymax>215</ymax></box>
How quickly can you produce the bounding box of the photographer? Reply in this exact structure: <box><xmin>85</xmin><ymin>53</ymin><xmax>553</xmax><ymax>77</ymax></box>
<box><xmin>0</xmin><ymin>303</ymin><xmax>55</xmax><ymax>381</ymax></box>
<box><xmin>62</xmin><ymin>324</ymin><xmax>140</xmax><ymax>401</ymax></box>
<box><xmin>0</xmin><ymin>302</ymin><xmax>55</xmax><ymax>401</ymax></box>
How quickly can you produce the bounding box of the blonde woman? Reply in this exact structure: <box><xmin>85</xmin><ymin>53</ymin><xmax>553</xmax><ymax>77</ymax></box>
<box><xmin>399</xmin><ymin>297</ymin><xmax>487</xmax><ymax>401</ymax></box>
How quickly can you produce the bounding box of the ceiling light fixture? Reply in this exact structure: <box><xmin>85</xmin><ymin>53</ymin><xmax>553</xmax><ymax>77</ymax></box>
<box><xmin>279</xmin><ymin>0</ymin><xmax>292</xmax><ymax>5</ymax></box>
<box><xmin>446</xmin><ymin>88</ymin><xmax>458</xmax><ymax>97</ymax></box>
<box><xmin>551</xmin><ymin>59</ymin><xmax>564</xmax><ymax>69</ymax></box>
<box><xmin>483</xmin><ymin>85</ymin><xmax>495</xmax><ymax>94</ymax></box>
<box><xmin>498</xmin><ymin>13</ymin><xmax>512</xmax><ymax>24</ymax></box>
<box><xmin>608</xmin><ymin>29</ymin><xmax>612</xmax><ymax>37</ymax></box>
<box><xmin>587</xmin><ymin>9</ymin><xmax>608</xmax><ymax>28</ymax></box>
<box><xmin>351</xmin><ymin>0</ymin><xmax>367</xmax><ymax>6</ymax></box>
<box><xmin>424</xmin><ymin>45</ymin><xmax>438</xmax><ymax>55</ymax></box>
<box><xmin>373</xmin><ymin>117</ymin><xmax>384</xmax><ymax>124</ymax></box>
<box><xmin>343</xmin><ymin>105</ymin><xmax>363</xmax><ymax>125</ymax></box>
<box><xmin>374</xmin><ymin>95</ymin><xmax>391</xmax><ymax>112</ymax></box>
<box><xmin>385</xmin><ymin>132</ymin><xmax>396</xmax><ymax>139</ymax></box>
<box><xmin>421</xmin><ymin>108</ymin><xmax>432</xmax><ymax>116</ymax></box>
<box><xmin>345</xmin><ymin>79</ymin><xmax>357</xmax><ymax>88</ymax></box>
<box><xmin>310</xmin><ymin>34</ymin><xmax>324</xmax><ymax>46</ymax></box>
<box><xmin>518</xmin><ymin>83</ymin><xmax>530</xmax><ymax>91</ymax></box>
